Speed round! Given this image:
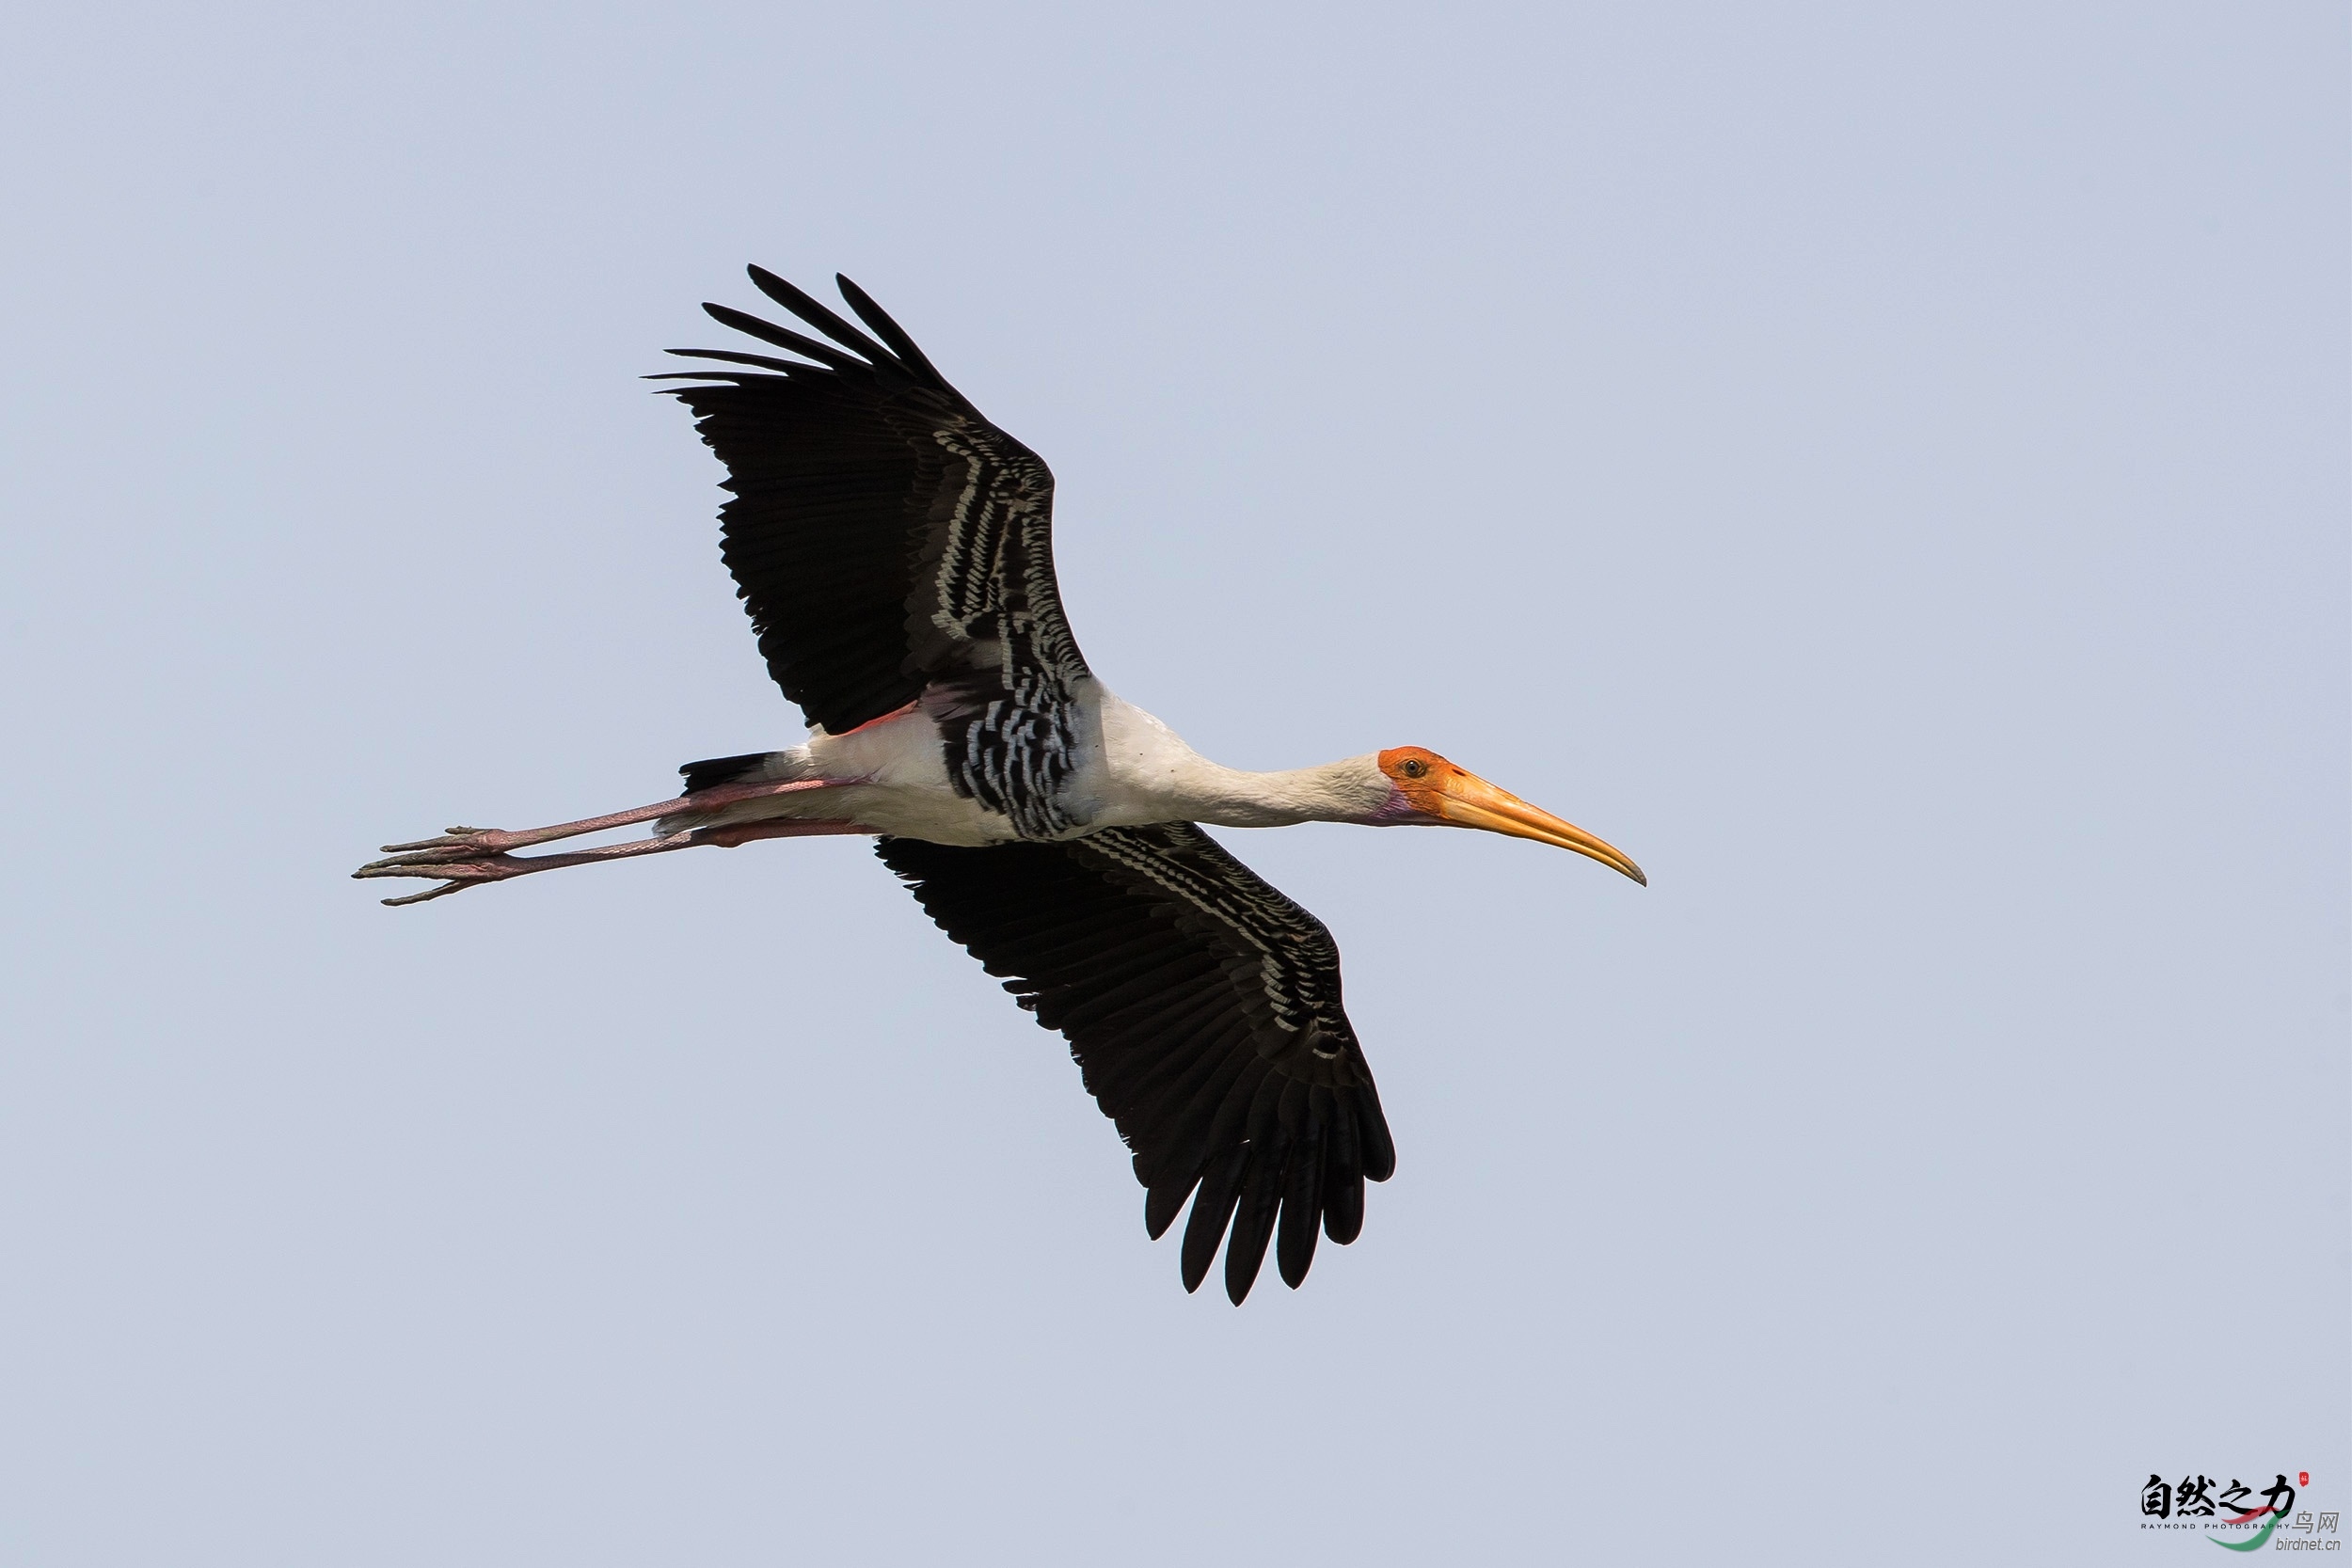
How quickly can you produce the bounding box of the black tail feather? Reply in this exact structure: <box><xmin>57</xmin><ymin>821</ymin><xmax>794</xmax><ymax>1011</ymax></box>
<box><xmin>678</xmin><ymin>752</ymin><xmax>783</xmax><ymax>796</ymax></box>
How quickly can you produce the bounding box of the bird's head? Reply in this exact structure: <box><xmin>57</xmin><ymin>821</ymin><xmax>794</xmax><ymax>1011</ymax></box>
<box><xmin>1370</xmin><ymin>746</ymin><xmax>1646</xmax><ymax>885</ymax></box>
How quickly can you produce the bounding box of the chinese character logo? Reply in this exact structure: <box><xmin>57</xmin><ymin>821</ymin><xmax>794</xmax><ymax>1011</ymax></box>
<box><xmin>2140</xmin><ymin>1469</ymin><xmax>2326</xmax><ymax>1552</ymax></box>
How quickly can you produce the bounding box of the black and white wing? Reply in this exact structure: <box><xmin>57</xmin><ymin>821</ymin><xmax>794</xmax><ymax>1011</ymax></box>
<box><xmin>655</xmin><ymin>269</ymin><xmax>1091</xmax><ymax>839</ymax></box>
<box><xmin>878</xmin><ymin>824</ymin><xmax>1396</xmax><ymax>1304</ymax></box>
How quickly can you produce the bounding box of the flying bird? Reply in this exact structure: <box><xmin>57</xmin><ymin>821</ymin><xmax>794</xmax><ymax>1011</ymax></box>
<box><xmin>356</xmin><ymin>268</ymin><xmax>1645</xmax><ymax>1303</ymax></box>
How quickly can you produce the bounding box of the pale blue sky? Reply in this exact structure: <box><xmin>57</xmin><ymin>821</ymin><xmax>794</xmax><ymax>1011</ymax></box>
<box><xmin>1</xmin><ymin>6</ymin><xmax>2344</xmax><ymax>1564</ymax></box>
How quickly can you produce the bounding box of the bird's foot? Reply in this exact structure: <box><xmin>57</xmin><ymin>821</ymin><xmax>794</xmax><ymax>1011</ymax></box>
<box><xmin>353</xmin><ymin>838</ymin><xmax>541</xmax><ymax>906</ymax></box>
<box><xmin>373</xmin><ymin>826</ymin><xmax>528</xmax><ymax>855</ymax></box>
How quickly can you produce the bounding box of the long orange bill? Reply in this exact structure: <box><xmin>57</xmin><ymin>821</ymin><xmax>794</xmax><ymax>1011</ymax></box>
<box><xmin>1433</xmin><ymin>771</ymin><xmax>1647</xmax><ymax>885</ymax></box>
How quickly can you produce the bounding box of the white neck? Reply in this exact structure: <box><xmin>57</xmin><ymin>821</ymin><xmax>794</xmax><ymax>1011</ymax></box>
<box><xmin>1094</xmin><ymin>689</ymin><xmax>1390</xmax><ymax>829</ymax></box>
<box><xmin>1178</xmin><ymin>756</ymin><xmax>1392</xmax><ymax>829</ymax></box>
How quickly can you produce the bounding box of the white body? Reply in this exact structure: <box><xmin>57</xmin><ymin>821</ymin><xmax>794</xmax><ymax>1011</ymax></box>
<box><xmin>676</xmin><ymin>682</ymin><xmax>1391</xmax><ymax>846</ymax></box>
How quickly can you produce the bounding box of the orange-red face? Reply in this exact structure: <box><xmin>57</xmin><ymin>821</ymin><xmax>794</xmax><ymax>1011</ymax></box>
<box><xmin>1377</xmin><ymin>747</ymin><xmax>1645</xmax><ymax>884</ymax></box>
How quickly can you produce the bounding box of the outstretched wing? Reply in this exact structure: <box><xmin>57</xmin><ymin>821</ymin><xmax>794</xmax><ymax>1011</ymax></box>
<box><xmin>655</xmin><ymin>269</ymin><xmax>1091</xmax><ymax>839</ymax></box>
<box><xmin>878</xmin><ymin>824</ymin><xmax>1396</xmax><ymax>1304</ymax></box>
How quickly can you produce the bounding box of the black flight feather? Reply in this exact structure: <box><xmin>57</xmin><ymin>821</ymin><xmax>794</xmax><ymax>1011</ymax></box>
<box><xmin>664</xmin><ymin>347</ymin><xmax>826</xmax><ymax>375</ymax></box>
<box><xmin>876</xmin><ymin>823</ymin><xmax>1392</xmax><ymax>1303</ymax></box>
<box><xmin>835</xmin><ymin>274</ymin><xmax>948</xmax><ymax>386</ymax></box>
<box><xmin>700</xmin><ymin>304</ymin><xmax>868</xmax><ymax>372</ymax></box>
<box><xmin>747</xmin><ymin>264</ymin><xmax>896</xmax><ymax>366</ymax></box>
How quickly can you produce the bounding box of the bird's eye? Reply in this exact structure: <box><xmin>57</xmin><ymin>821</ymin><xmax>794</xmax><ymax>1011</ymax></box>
<box><xmin>1400</xmin><ymin>759</ymin><xmax>1427</xmax><ymax>779</ymax></box>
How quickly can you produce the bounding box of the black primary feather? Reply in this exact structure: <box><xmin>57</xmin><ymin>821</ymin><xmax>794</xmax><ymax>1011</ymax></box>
<box><xmin>834</xmin><ymin>273</ymin><xmax>948</xmax><ymax>385</ymax></box>
<box><xmin>699</xmin><ymin>303</ymin><xmax>868</xmax><ymax>372</ymax></box>
<box><xmin>747</xmin><ymin>264</ymin><xmax>898</xmax><ymax>366</ymax></box>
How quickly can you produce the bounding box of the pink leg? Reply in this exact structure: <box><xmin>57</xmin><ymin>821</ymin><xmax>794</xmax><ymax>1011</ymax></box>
<box><xmin>374</xmin><ymin>775</ymin><xmax>846</xmax><ymax>855</ymax></box>
<box><xmin>354</xmin><ymin>800</ymin><xmax>872</xmax><ymax>907</ymax></box>
<box><xmin>355</xmin><ymin>816</ymin><xmax>870</xmax><ymax>906</ymax></box>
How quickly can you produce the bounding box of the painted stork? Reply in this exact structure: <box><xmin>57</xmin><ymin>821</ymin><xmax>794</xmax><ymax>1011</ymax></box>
<box><xmin>356</xmin><ymin>268</ymin><xmax>1645</xmax><ymax>1303</ymax></box>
